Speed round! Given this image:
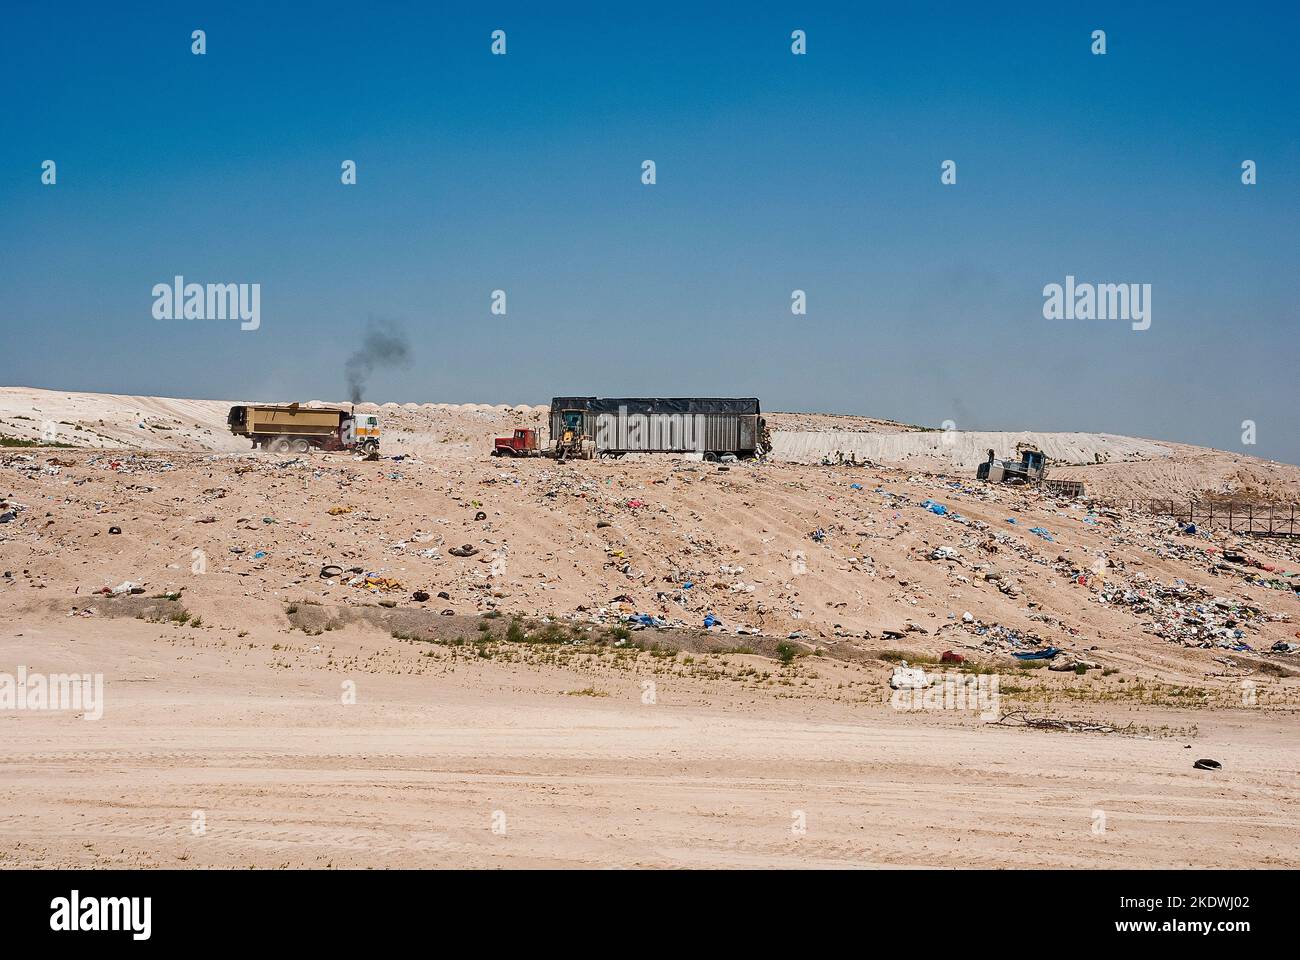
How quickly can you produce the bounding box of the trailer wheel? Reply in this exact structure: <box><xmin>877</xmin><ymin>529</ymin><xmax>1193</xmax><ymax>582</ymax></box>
<box><xmin>293</xmin><ymin>439</ymin><xmax>311</xmax><ymax>453</ymax></box>
<box><xmin>271</xmin><ymin>437</ymin><xmax>292</xmax><ymax>453</ymax></box>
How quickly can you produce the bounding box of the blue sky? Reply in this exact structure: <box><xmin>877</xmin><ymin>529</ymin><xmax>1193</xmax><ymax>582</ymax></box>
<box><xmin>2</xmin><ymin>2</ymin><xmax>1297</xmax><ymax>463</ymax></box>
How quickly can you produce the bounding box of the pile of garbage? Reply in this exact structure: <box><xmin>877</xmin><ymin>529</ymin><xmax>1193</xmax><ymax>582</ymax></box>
<box><xmin>950</xmin><ymin>613</ymin><xmax>1049</xmax><ymax>652</ymax></box>
<box><xmin>1093</xmin><ymin>574</ymin><xmax>1285</xmax><ymax>650</ymax></box>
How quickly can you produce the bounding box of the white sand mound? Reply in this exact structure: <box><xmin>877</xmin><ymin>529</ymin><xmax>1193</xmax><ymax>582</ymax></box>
<box><xmin>772</xmin><ymin>430</ymin><xmax>1173</xmax><ymax>470</ymax></box>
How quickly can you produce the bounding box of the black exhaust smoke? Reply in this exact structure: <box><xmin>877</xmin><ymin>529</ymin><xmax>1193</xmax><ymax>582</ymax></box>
<box><xmin>345</xmin><ymin>319</ymin><xmax>411</xmax><ymax>404</ymax></box>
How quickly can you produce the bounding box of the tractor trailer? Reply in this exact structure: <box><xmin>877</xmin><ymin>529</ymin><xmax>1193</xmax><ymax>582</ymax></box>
<box><xmin>227</xmin><ymin>403</ymin><xmax>380</xmax><ymax>454</ymax></box>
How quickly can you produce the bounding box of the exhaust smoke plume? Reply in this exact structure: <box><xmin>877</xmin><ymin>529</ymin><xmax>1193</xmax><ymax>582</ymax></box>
<box><xmin>345</xmin><ymin>320</ymin><xmax>411</xmax><ymax>403</ymax></box>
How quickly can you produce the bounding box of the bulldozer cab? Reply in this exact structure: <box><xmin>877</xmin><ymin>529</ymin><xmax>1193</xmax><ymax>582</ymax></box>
<box><xmin>558</xmin><ymin>409</ymin><xmax>585</xmax><ymax>444</ymax></box>
<box><xmin>555</xmin><ymin>409</ymin><xmax>593</xmax><ymax>460</ymax></box>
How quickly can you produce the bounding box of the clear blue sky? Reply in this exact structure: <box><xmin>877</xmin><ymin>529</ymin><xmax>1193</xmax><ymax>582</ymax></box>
<box><xmin>2</xmin><ymin>2</ymin><xmax>1296</xmax><ymax>463</ymax></box>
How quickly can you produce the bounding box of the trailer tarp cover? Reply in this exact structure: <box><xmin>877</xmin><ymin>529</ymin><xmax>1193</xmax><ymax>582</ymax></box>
<box><xmin>550</xmin><ymin>397</ymin><xmax>760</xmax><ymax>415</ymax></box>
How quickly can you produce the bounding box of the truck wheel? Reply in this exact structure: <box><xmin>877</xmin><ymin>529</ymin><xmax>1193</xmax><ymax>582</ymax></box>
<box><xmin>271</xmin><ymin>437</ymin><xmax>292</xmax><ymax>453</ymax></box>
<box><xmin>293</xmin><ymin>439</ymin><xmax>310</xmax><ymax>453</ymax></box>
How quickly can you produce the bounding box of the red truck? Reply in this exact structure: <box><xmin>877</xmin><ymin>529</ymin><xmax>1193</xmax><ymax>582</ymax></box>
<box><xmin>491</xmin><ymin>428</ymin><xmax>541</xmax><ymax>457</ymax></box>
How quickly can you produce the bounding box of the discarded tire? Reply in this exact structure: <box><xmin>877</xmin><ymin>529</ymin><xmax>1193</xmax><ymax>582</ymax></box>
<box><xmin>319</xmin><ymin>565</ymin><xmax>344</xmax><ymax>579</ymax></box>
<box><xmin>1193</xmin><ymin>758</ymin><xmax>1222</xmax><ymax>770</ymax></box>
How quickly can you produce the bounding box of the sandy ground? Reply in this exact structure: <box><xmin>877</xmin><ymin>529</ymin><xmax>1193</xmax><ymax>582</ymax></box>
<box><xmin>2</xmin><ymin>617</ymin><xmax>1296</xmax><ymax>869</ymax></box>
<box><xmin>2</xmin><ymin>387</ymin><xmax>1299</xmax><ymax>868</ymax></box>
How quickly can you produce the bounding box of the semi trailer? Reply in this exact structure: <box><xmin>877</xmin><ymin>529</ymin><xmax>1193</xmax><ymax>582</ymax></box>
<box><xmin>549</xmin><ymin>397</ymin><xmax>766</xmax><ymax>460</ymax></box>
<box><xmin>227</xmin><ymin>403</ymin><xmax>380</xmax><ymax>454</ymax></box>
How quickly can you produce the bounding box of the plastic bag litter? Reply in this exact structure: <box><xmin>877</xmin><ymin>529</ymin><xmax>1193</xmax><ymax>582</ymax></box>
<box><xmin>889</xmin><ymin>664</ymin><xmax>931</xmax><ymax>690</ymax></box>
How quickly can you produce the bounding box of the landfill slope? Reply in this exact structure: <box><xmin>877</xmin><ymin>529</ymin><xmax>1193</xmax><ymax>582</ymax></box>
<box><xmin>2</xmin><ymin>386</ymin><xmax>1299</xmax><ymax>869</ymax></box>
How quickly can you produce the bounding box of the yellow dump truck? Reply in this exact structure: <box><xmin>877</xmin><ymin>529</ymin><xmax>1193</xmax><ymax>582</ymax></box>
<box><xmin>227</xmin><ymin>403</ymin><xmax>380</xmax><ymax>454</ymax></box>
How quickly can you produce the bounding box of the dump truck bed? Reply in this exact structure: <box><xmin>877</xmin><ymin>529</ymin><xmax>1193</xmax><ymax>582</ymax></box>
<box><xmin>228</xmin><ymin>405</ymin><xmax>346</xmax><ymax>438</ymax></box>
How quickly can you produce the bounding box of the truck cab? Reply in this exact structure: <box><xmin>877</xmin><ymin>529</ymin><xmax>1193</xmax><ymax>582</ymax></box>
<box><xmin>493</xmin><ymin>428</ymin><xmax>538</xmax><ymax>456</ymax></box>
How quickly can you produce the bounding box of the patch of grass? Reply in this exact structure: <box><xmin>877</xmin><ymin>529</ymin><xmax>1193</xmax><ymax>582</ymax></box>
<box><xmin>531</xmin><ymin>624</ymin><xmax>567</xmax><ymax>645</ymax></box>
<box><xmin>566</xmin><ymin>686</ymin><xmax>609</xmax><ymax>698</ymax></box>
<box><xmin>877</xmin><ymin>650</ymin><xmax>939</xmax><ymax>665</ymax></box>
<box><xmin>0</xmin><ymin>436</ymin><xmax>75</xmax><ymax>448</ymax></box>
<box><xmin>775</xmin><ymin>642</ymin><xmax>798</xmax><ymax>665</ymax></box>
<box><xmin>286</xmin><ymin>604</ymin><xmax>299</xmax><ymax>615</ymax></box>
